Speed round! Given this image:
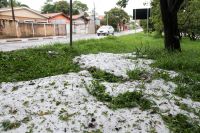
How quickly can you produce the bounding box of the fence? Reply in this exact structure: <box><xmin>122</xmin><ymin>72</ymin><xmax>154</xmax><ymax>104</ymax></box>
<box><xmin>0</xmin><ymin>19</ymin><xmax>67</xmax><ymax>39</ymax></box>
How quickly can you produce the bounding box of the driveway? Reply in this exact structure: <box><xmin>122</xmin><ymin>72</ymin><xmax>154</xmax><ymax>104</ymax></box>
<box><xmin>0</xmin><ymin>29</ymin><xmax>142</xmax><ymax>52</ymax></box>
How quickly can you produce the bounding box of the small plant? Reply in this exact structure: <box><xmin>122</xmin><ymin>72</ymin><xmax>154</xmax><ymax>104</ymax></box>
<box><xmin>151</xmin><ymin>70</ymin><xmax>171</xmax><ymax>81</ymax></box>
<box><xmin>127</xmin><ymin>69</ymin><xmax>148</xmax><ymax>80</ymax></box>
<box><xmin>56</xmin><ymin>101</ymin><xmax>61</xmax><ymax>106</ymax></box>
<box><xmin>59</xmin><ymin>113</ymin><xmax>75</xmax><ymax>122</ymax></box>
<box><xmin>37</xmin><ymin>111</ymin><xmax>52</xmax><ymax>116</ymax></box>
<box><xmin>64</xmin><ymin>81</ymin><xmax>69</xmax><ymax>87</ymax></box>
<box><xmin>12</xmin><ymin>86</ymin><xmax>18</xmax><ymax>91</ymax></box>
<box><xmin>1</xmin><ymin>120</ymin><xmax>21</xmax><ymax>131</ymax></box>
<box><xmin>23</xmin><ymin>101</ymin><xmax>29</xmax><ymax>107</ymax></box>
<box><xmin>49</xmin><ymin>81</ymin><xmax>56</xmax><ymax>86</ymax></box>
<box><xmin>21</xmin><ymin>116</ymin><xmax>31</xmax><ymax>123</ymax></box>
<box><xmin>86</xmin><ymin>81</ymin><xmax>112</xmax><ymax>102</ymax></box>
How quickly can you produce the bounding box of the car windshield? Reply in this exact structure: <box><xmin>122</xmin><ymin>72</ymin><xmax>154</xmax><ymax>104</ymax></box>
<box><xmin>100</xmin><ymin>26</ymin><xmax>109</xmax><ymax>29</ymax></box>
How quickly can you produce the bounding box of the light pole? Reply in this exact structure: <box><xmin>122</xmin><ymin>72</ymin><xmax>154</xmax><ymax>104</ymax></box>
<box><xmin>107</xmin><ymin>13</ymin><xmax>109</xmax><ymax>25</ymax></box>
<box><xmin>70</xmin><ymin>0</ymin><xmax>72</xmax><ymax>47</ymax></box>
<box><xmin>93</xmin><ymin>1</ymin><xmax>96</xmax><ymax>33</ymax></box>
<box><xmin>143</xmin><ymin>0</ymin><xmax>150</xmax><ymax>34</ymax></box>
<box><xmin>134</xmin><ymin>0</ymin><xmax>136</xmax><ymax>33</ymax></box>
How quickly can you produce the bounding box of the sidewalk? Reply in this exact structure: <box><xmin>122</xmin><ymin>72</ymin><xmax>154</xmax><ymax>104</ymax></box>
<box><xmin>0</xmin><ymin>29</ymin><xmax>143</xmax><ymax>52</ymax></box>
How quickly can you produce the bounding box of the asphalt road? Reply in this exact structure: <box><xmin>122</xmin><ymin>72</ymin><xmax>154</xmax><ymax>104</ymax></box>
<box><xmin>0</xmin><ymin>29</ymin><xmax>142</xmax><ymax>52</ymax></box>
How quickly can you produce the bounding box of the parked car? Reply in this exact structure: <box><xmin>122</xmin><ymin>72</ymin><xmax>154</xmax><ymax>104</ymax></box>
<box><xmin>97</xmin><ymin>25</ymin><xmax>114</xmax><ymax>36</ymax></box>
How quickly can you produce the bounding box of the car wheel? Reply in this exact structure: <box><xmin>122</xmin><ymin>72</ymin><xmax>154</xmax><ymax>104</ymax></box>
<box><xmin>97</xmin><ymin>33</ymin><xmax>100</xmax><ymax>36</ymax></box>
<box><xmin>112</xmin><ymin>32</ymin><xmax>114</xmax><ymax>35</ymax></box>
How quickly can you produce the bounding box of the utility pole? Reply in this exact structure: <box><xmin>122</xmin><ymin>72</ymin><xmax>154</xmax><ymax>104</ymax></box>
<box><xmin>107</xmin><ymin>13</ymin><xmax>109</xmax><ymax>25</ymax></box>
<box><xmin>134</xmin><ymin>8</ymin><xmax>136</xmax><ymax>33</ymax></box>
<box><xmin>70</xmin><ymin>0</ymin><xmax>72</xmax><ymax>47</ymax></box>
<box><xmin>11</xmin><ymin>0</ymin><xmax>15</xmax><ymax>21</ymax></box>
<box><xmin>143</xmin><ymin>0</ymin><xmax>149</xmax><ymax>35</ymax></box>
<box><xmin>93</xmin><ymin>2</ymin><xmax>96</xmax><ymax>34</ymax></box>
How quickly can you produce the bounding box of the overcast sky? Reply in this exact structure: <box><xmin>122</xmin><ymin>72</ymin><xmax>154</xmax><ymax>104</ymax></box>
<box><xmin>18</xmin><ymin>0</ymin><xmax>151</xmax><ymax>15</ymax></box>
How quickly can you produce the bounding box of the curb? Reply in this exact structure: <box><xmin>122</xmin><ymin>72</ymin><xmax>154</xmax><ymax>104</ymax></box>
<box><xmin>0</xmin><ymin>36</ymin><xmax>67</xmax><ymax>44</ymax></box>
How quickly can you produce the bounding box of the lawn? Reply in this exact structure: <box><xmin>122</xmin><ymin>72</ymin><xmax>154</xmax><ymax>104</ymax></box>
<box><xmin>0</xmin><ymin>33</ymin><xmax>200</xmax><ymax>132</ymax></box>
<box><xmin>1</xmin><ymin>33</ymin><xmax>200</xmax><ymax>83</ymax></box>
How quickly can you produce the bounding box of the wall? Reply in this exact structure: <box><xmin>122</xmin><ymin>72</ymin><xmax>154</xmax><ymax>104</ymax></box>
<box><xmin>73</xmin><ymin>18</ymin><xmax>89</xmax><ymax>34</ymax></box>
<box><xmin>0</xmin><ymin>19</ymin><xmax>67</xmax><ymax>39</ymax></box>
<box><xmin>0</xmin><ymin>19</ymin><xmax>17</xmax><ymax>38</ymax></box>
<box><xmin>0</xmin><ymin>9</ymin><xmax>47</xmax><ymax>22</ymax></box>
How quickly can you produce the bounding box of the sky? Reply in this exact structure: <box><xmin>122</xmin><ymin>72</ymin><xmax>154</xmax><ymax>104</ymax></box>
<box><xmin>18</xmin><ymin>0</ymin><xmax>151</xmax><ymax>15</ymax></box>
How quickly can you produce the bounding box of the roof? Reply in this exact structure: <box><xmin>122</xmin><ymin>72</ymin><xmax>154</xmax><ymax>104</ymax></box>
<box><xmin>71</xmin><ymin>14</ymin><xmax>90</xmax><ymax>21</ymax></box>
<box><xmin>0</xmin><ymin>7</ymin><xmax>48</xmax><ymax>18</ymax></box>
<box><xmin>98</xmin><ymin>15</ymin><xmax>104</xmax><ymax>20</ymax></box>
<box><xmin>43</xmin><ymin>12</ymin><xmax>69</xmax><ymax>19</ymax></box>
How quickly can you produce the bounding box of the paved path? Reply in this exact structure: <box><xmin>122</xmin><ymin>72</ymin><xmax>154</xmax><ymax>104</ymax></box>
<box><xmin>0</xmin><ymin>29</ymin><xmax>142</xmax><ymax>52</ymax></box>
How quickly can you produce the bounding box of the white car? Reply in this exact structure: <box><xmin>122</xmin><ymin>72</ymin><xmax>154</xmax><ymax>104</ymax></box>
<box><xmin>97</xmin><ymin>25</ymin><xmax>114</xmax><ymax>36</ymax></box>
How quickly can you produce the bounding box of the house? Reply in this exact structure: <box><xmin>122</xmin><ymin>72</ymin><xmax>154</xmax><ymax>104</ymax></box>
<box><xmin>72</xmin><ymin>14</ymin><xmax>90</xmax><ymax>34</ymax></box>
<box><xmin>44</xmin><ymin>12</ymin><xmax>70</xmax><ymax>24</ymax></box>
<box><xmin>0</xmin><ymin>7</ymin><xmax>48</xmax><ymax>23</ymax></box>
<box><xmin>0</xmin><ymin>8</ymin><xmax>67</xmax><ymax>38</ymax></box>
<box><xmin>44</xmin><ymin>13</ymin><xmax>91</xmax><ymax>34</ymax></box>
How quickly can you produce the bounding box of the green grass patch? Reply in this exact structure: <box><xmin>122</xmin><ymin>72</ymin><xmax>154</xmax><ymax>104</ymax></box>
<box><xmin>0</xmin><ymin>33</ymin><xmax>200</xmax><ymax>102</ymax></box>
<box><xmin>88</xmin><ymin>67</ymin><xmax>124</xmax><ymax>83</ymax></box>
<box><xmin>110</xmin><ymin>91</ymin><xmax>153</xmax><ymax>110</ymax></box>
<box><xmin>173</xmin><ymin>73</ymin><xmax>200</xmax><ymax>102</ymax></box>
<box><xmin>162</xmin><ymin>114</ymin><xmax>200</xmax><ymax>133</ymax></box>
<box><xmin>175</xmin><ymin>102</ymin><xmax>200</xmax><ymax>117</ymax></box>
<box><xmin>127</xmin><ymin>69</ymin><xmax>146</xmax><ymax>80</ymax></box>
<box><xmin>127</xmin><ymin>69</ymin><xmax>171</xmax><ymax>82</ymax></box>
<box><xmin>1</xmin><ymin>120</ymin><xmax>21</xmax><ymax>131</ymax></box>
<box><xmin>86</xmin><ymin>81</ymin><xmax>112</xmax><ymax>102</ymax></box>
<box><xmin>86</xmin><ymin>81</ymin><xmax>153</xmax><ymax>110</ymax></box>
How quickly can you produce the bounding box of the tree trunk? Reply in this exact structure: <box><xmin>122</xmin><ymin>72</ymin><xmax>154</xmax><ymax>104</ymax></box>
<box><xmin>160</xmin><ymin>0</ymin><xmax>182</xmax><ymax>51</ymax></box>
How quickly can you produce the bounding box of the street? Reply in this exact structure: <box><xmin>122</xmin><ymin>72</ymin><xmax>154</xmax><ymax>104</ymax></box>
<box><xmin>0</xmin><ymin>29</ymin><xmax>142</xmax><ymax>52</ymax></box>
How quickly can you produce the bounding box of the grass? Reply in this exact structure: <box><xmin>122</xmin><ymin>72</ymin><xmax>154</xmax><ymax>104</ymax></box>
<box><xmin>175</xmin><ymin>102</ymin><xmax>200</xmax><ymax>117</ymax></box>
<box><xmin>1</xmin><ymin>33</ymin><xmax>200</xmax><ymax>132</ymax></box>
<box><xmin>88</xmin><ymin>67</ymin><xmax>124</xmax><ymax>83</ymax></box>
<box><xmin>0</xmin><ymin>33</ymin><xmax>161</xmax><ymax>83</ymax></box>
<box><xmin>1</xmin><ymin>120</ymin><xmax>21</xmax><ymax>131</ymax></box>
<box><xmin>162</xmin><ymin>114</ymin><xmax>200</xmax><ymax>133</ymax></box>
<box><xmin>86</xmin><ymin>80</ymin><xmax>153</xmax><ymax>110</ymax></box>
<box><xmin>86</xmin><ymin>81</ymin><xmax>112</xmax><ymax>102</ymax></box>
<box><xmin>110</xmin><ymin>91</ymin><xmax>153</xmax><ymax>110</ymax></box>
<box><xmin>1</xmin><ymin>33</ymin><xmax>200</xmax><ymax>101</ymax></box>
<box><xmin>127</xmin><ymin>69</ymin><xmax>145</xmax><ymax>80</ymax></box>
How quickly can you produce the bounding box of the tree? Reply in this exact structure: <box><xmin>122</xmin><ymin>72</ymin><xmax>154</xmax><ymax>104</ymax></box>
<box><xmin>159</xmin><ymin>0</ymin><xmax>184</xmax><ymax>51</ymax></box>
<box><xmin>105</xmin><ymin>7</ymin><xmax>129</xmax><ymax>31</ymax></box>
<box><xmin>0</xmin><ymin>0</ymin><xmax>8</xmax><ymax>8</ymax></box>
<box><xmin>178</xmin><ymin>0</ymin><xmax>200</xmax><ymax>37</ymax></box>
<box><xmin>0</xmin><ymin>0</ymin><xmax>29</xmax><ymax>8</ymax></box>
<box><xmin>54</xmin><ymin>0</ymin><xmax>70</xmax><ymax>15</ymax></box>
<box><xmin>73</xmin><ymin>0</ymin><xmax>88</xmax><ymax>13</ymax></box>
<box><xmin>42</xmin><ymin>0</ymin><xmax>69</xmax><ymax>14</ymax></box>
<box><xmin>149</xmin><ymin>0</ymin><xmax>200</xmax><ymax>40</ymax></box>
<box><xmin>117</xmin><ymin>0</ymin><xmax>185</xmax><ymax>51</ymax></box>
<box><xmin>42</xmin><ymin>0</ymin><xmax>88</xmax><ymax>15</ymax></box>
